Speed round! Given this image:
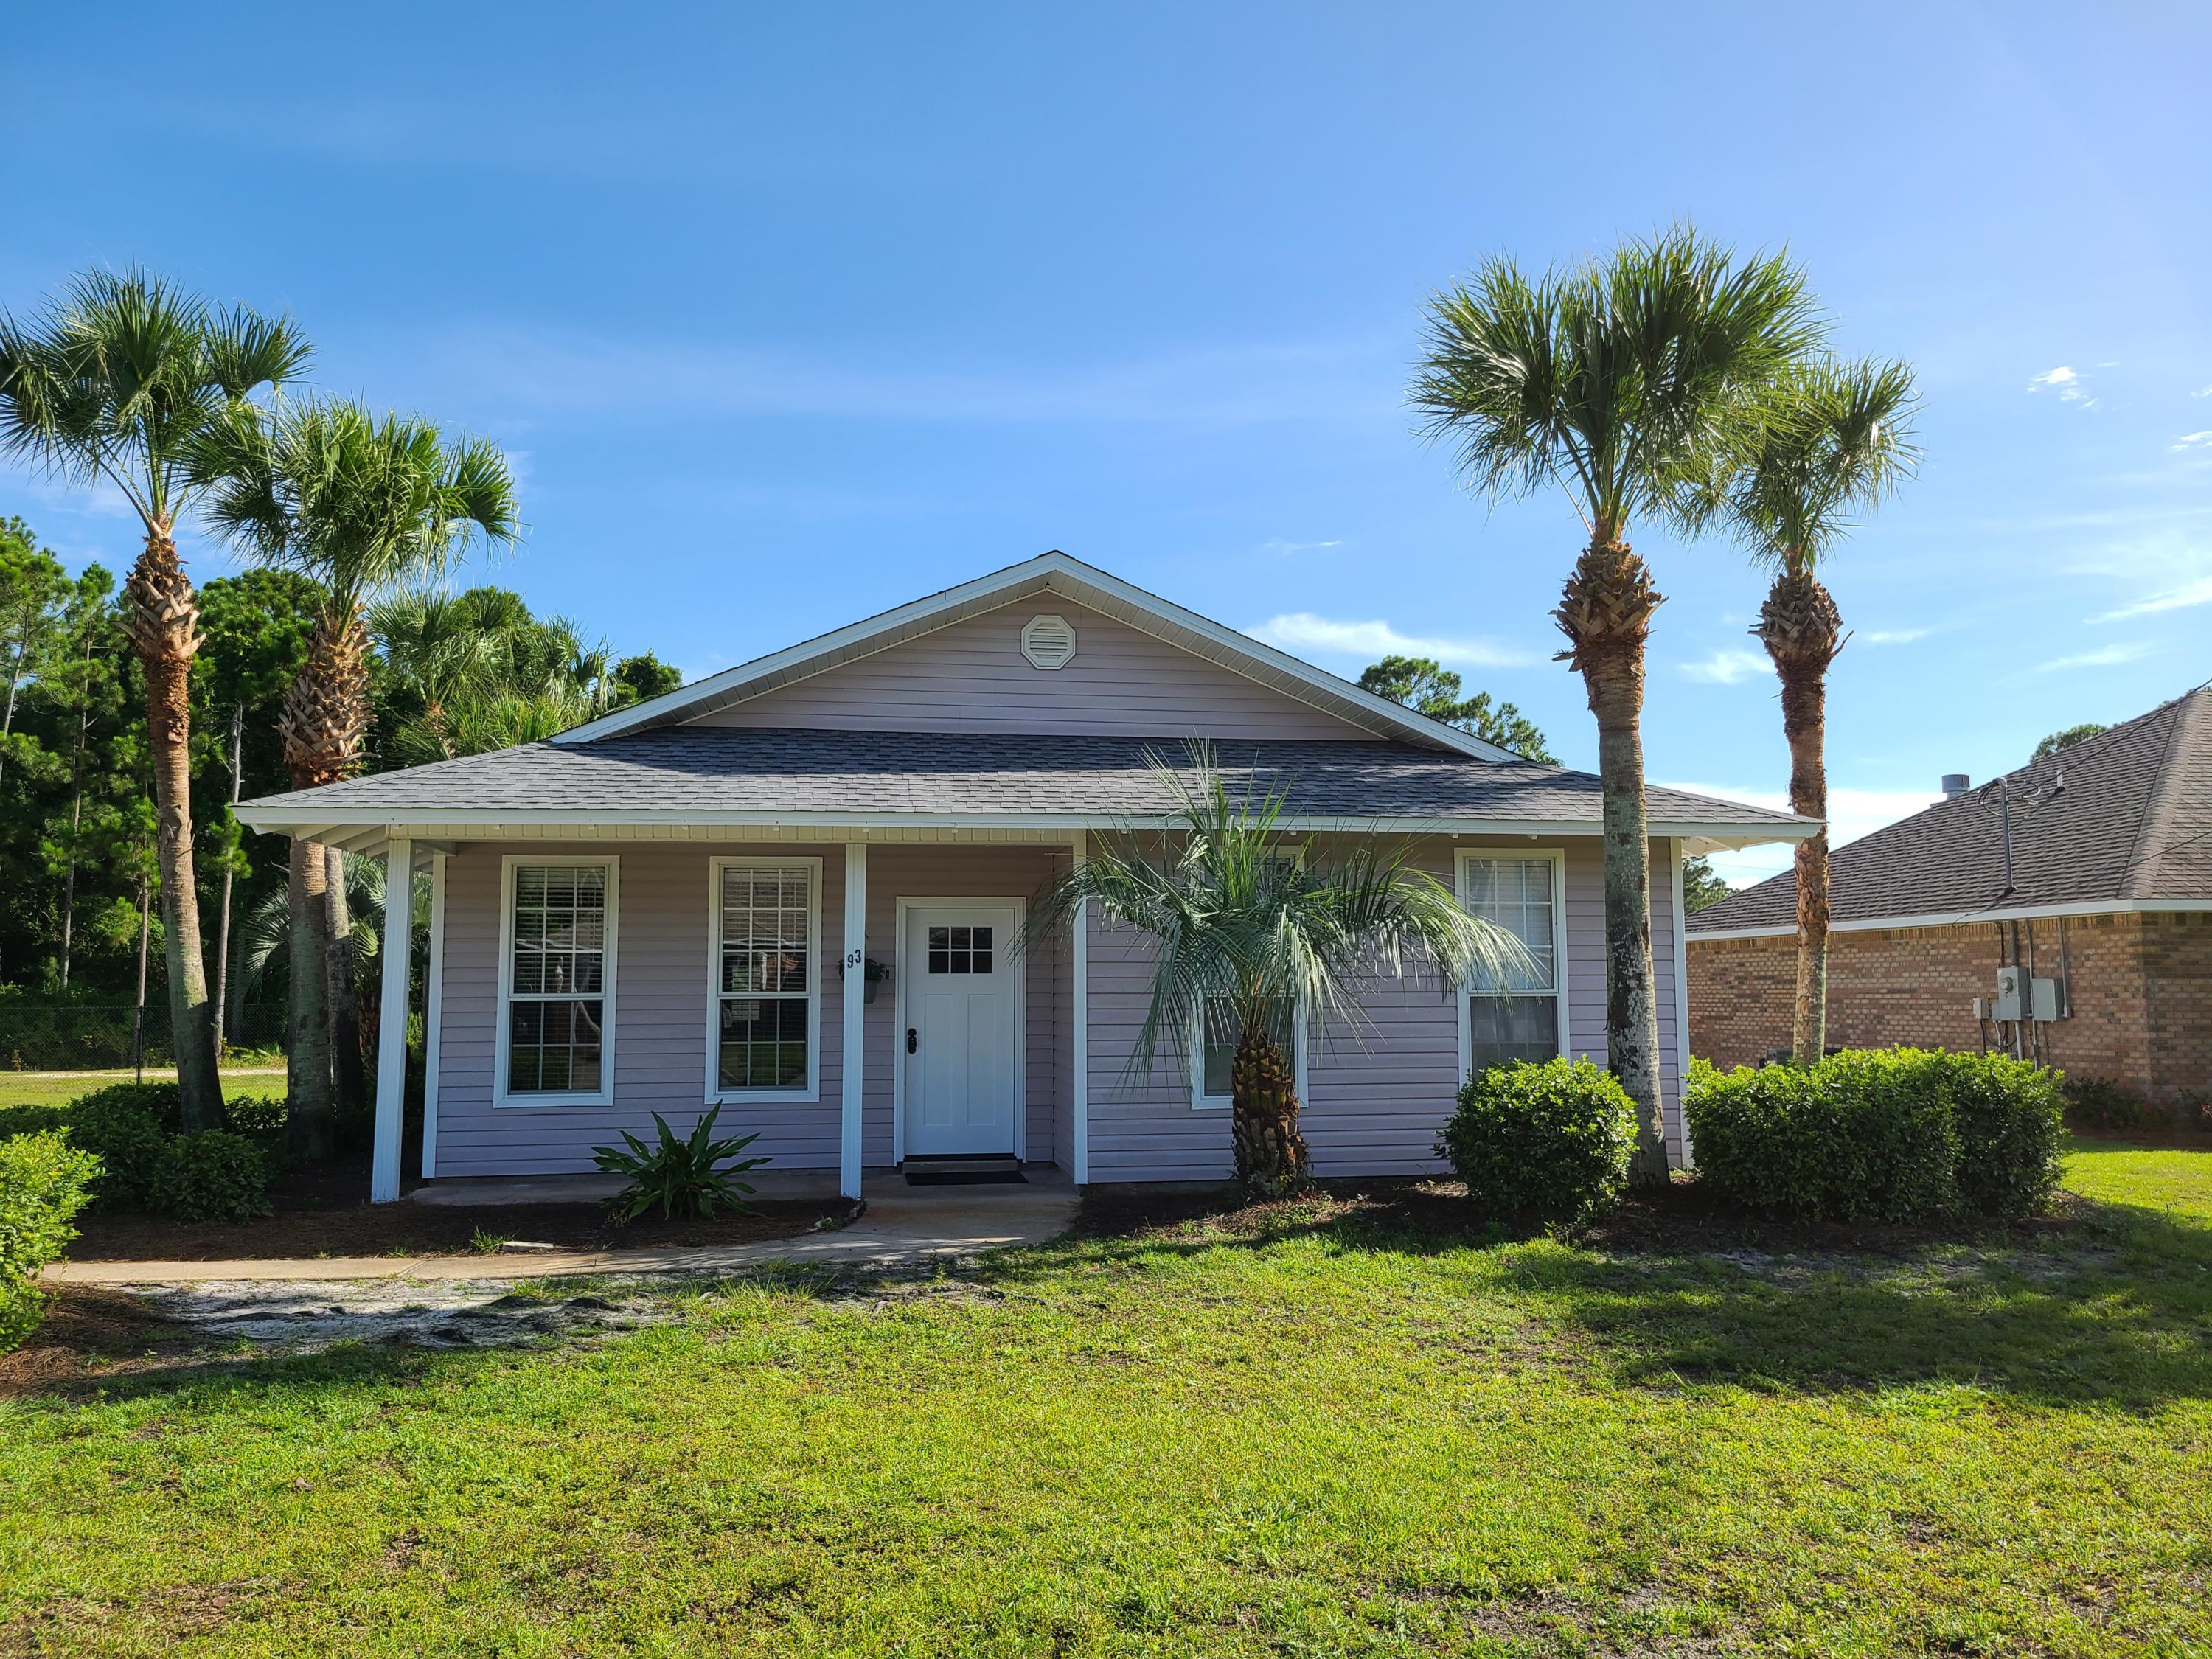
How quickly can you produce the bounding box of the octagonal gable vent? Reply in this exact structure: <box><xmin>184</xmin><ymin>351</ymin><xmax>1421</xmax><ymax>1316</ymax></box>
<box><xmin>1020</xmin><ymin>613</ymin><xmax>1077</xmax><ymax>670</ymax></box>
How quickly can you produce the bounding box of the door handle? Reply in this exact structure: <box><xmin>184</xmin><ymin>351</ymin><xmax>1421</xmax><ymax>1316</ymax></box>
<box><xmin>906</xmin><ymin>1028</ymin><xmax>917</xmax><ymax>1054</ymax></box>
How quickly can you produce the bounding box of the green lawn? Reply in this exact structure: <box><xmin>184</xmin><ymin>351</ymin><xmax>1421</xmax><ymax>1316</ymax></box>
<box><xmin>2064</xmin><ymin>1133</ymin><xmax>2212</xmax><ymax>1223</ymax></box>
<box><xmin>0</xmin><ymin>1067</ymin><xmax>286</xmax><ymax>1111</ymax></box>
<box><xmin>3</xmin><ymin>1148</ymin><xmax>2209</xmax><ymax>1656</ymax></box>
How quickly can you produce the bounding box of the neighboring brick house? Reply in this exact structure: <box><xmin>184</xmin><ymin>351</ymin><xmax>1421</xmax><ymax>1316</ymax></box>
<box><xmin>1688</xmin><ymin>685</ymin><xmax>2212</xmax><ymax>1105</ymax></box>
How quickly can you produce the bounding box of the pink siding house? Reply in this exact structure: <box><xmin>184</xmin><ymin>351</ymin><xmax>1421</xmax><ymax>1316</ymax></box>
<box><xmin>236</xmin><ymin>553</ymin><xmax>1810</xmax><ymax>1201</ymax></box>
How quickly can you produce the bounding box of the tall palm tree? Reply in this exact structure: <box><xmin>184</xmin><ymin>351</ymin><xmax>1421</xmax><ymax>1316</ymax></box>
<box><xmin>1027</xmin><ymin>747</ymin><xmax>1531</xmax><ymax>1195</ymax></box>
<box><xmin>1411</xmin><ymin>229</ymin><xmax>1823</xmax><ymax>1179</ymax></box>
<box><xmin>0</xmin><ymin>270</ymin><xmax>309</xmax><ymax>1130</ymax></box>
<box><xmin>191</xmin><ymin>398</ymin><xmax>518</xmax><ymax>1158</ymax></box>
<box><xmin>1700</xmin><ymin>358</ymin><xmax>1918</xmax><ymax>1063</ymax></box>
<box><xmin>370</xmin><ymin>587</ymin><xmax>613</xmax><ymax>764</ymax></box>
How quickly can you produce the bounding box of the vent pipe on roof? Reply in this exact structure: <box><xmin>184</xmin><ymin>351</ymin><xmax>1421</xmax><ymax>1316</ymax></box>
<box><xmin>1941</xmin><ymin>773</ymin><xmax>1971</xmax><ymax>797</ymax></box>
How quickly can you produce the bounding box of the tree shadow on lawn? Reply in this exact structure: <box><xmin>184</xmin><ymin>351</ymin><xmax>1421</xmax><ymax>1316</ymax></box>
<box><xmin>1044</xmin><ymin>1179</ymin><xmax>2212</xmax><ymax>1413</ymax></box>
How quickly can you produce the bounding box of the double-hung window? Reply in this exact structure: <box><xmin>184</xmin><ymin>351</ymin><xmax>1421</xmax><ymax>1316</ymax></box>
<box><xmin>498</xmin><ymin>859</ymin><xmax>618</xmax><ymax>1105</ymax></box>
<box><xmin>709</xmin><ymin>858</ymin><xmax>821</xmax><ymax>1102</ymax></box>
<box><xmin>1457</xmin><ymin>851</ymin><xmax>1565</xmax><ymax>1076</ymax></box>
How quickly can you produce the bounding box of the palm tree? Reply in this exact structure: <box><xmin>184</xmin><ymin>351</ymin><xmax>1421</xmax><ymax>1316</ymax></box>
<box><xmin>1410</xmin><ymin>228</ymin><xmax>1823</xmax><ymax>1180</ymax></box>
<box><xmin>1699</xmin><ymin>358</ymin><xmax>1918</xmax><ymax>1063</ymax></box>
<box><xmin>370</xmin><ymin>587</ymin><xmax>613</xmax><ymax>764</ymax></box>
<box><xmin>0</xmin><ymin>270</ymin><xmax>309</xmax><ymax>1130</ymax></box>
<box><xmin>1027</xmin><ymin>746</ymin><xmax>1531</xmax><ymax>1195</ymax></box>
<box><xmin>191</xmin><ymin>398</ymin><xmax>518</xmax><ymax>1158</ymax></box>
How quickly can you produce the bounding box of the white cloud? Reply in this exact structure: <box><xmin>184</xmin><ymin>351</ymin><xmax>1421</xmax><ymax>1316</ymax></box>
<box><xmin>2037</xmin><ymin>641</ymin><xmax>2157</xmax><ymax>672</ymax></box>
<box><xmin>2090</xmin><ymin>577</ymin><xmax>2212</xmax><ymax>622</ymax></box>
<box><xmin>1260</xmin><ymin>538</ymin><xmax>1343</xmax><ymax>554</ymax></box>
<box><xmin>1246</xmin><ymin>613</ymin><xmax>1538</xmax><ymax>669</ymax></box>
<box><xmin>2193</xmin><ymin>384</ymin><xmax>2211</xmax><ymax>398</ymax></box>
<box><xmin>1677</xmin><ymin>647</ymin><xmax>1773</xmax><ymax>685</ymax></box>
<box><xmin>1665</xmin><ymin>784</ymin><xmax>1947</xmax><ymax>887</ymax></box>
<box><xmin>1860</xmin><ymin>627</ymin><xmax>1932</xmax><ymax>645</ymax></box>
<box><xmin>2171</xmin><ymin>431</ymin><xmax>2212</xmax><ymax>451</ymax></box>
<box><xmin>2028</xmin><ymin>366</ymin><xmax>2085</xmax><ymax>401</ymax></box>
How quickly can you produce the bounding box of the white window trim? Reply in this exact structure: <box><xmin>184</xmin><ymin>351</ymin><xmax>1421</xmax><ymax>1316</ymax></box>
<box><xmin>493</xmin><ymin>854</ymin><xmax>620</xmax><ymax>1109</ymax></box>
<box><xmin>704</xmin><ymin>855</ymin><xmax>824</xmax><ymax>1107</ymax></box>
<box><xmin>1455</xmin><ymin>846</ymin><xmax>1570</xmax><ymax>1084</ymax></box>
<box><xmin>1190</xmin><ymin>994</ymin><xmax>1309</xmax><ymax>1110</ymax></box>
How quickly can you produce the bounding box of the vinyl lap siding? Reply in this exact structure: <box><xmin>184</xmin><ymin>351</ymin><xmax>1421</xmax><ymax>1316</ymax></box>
<box><xmin>687</xmin><ymin>598</ymin><xmax>1369</xmax><ymax>742</ymax></box>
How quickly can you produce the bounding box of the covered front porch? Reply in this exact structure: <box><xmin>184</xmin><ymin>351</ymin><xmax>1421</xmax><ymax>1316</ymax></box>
<box><xmin>344</xmin><ymin>825</ymin><xmax>1098</xmax><ymax>1203</ymax></box>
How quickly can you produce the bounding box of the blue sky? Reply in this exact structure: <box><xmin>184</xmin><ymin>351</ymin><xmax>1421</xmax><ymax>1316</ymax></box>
<box><xmin>7</xmin><ymin>2</ymin><xmax>2208</xmax><ymax>883</ymax></box>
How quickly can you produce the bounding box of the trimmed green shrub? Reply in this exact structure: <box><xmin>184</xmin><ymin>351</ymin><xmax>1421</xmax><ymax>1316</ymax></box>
<box><xmin>1437</xmin><ymin>1057</ymin><xmax>1638</xmax><ymax>1231</ymax></box>
<box><xmin>0</xmin><ymin>1104</ymin><xmax>71</xmax><ymax>1141</ymax></box>
<box><xmin>63</xmin><ymin>1081</ymin><xmax>183</xmax><ymax>1134</ymax></box>
<box><xmin>222</xmin><ymin>1093</ymin><xmax>288</xmax><ymax>1139</ymax></box>
<box><xmin>1</xmin><ymin>1131</ymin><xmax>101</xmax><ymax>1352</ymax></box>
<box><xmin>66</xmin><ymin>1093</ymin><xmax>172</xmax><ymax>1212</ymax></box>
<box><xmin>2059</xmin><ymin>1074</ymin><xmax>2166</xmax><ymax>1133</ymax></box>
<box><xmin>153</xmin><ymin>1130</ymin><xmax>274</xmax><ymax>1224</ymax></box>
<box><xmin>1687</xmin><ymin>1048</ymin><xmax>2064</xmax><ymax>1223</ymax></box>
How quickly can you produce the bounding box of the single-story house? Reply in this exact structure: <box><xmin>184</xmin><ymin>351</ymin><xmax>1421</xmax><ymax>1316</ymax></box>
<box><xmin>235</xmin><ymin>552</ymin><xmax>1811</xmax><ymax>1200</ymax></box>
<box><xmin>1688</xmin><ymin>684</ymin><xmax>2212</xmax><ymax>1103</ymax></box>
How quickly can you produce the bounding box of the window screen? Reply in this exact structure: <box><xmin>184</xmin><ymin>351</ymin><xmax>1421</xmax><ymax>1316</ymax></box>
<box><xmin>1461</xmin><ymin>857</ymin><xmax>1560</xmax><ymax>1074</ymax></box>
<box><xmin>717</xmin><ymin>864</ymin><xmax>814</xmax><ymax>1091</ymax></box>
<box><xmin>507</xmin><ymin>864</ymin><xmax>609</xmax><ymax>1094</ymax></box>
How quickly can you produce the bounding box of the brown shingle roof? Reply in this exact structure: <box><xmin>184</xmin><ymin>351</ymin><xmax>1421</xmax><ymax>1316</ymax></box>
<box><xmin>1688</xmin><ymin>684</ymin><xmax>2212</xmax><ymax>934</ymax></box>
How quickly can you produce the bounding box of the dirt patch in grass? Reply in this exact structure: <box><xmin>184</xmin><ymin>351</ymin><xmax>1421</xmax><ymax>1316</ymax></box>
<box><xmin>66</xmin><ymin>1195</ymin><xmax>852</xmax><ymax>1262</ymax></box>
<box><xmin>1073</xmin><ymin>1174</ymin><xmax>2090</xmax><ymax>1259</ymax></box>
<box><xmin>0</xmin><ymin>1285</ymin><xmax>219</xmax><ymax>1401</ymax></box>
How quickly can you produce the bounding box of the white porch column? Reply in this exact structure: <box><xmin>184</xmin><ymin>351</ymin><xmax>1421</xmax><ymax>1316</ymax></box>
<box><xmin>840</xmin><ymin>842</ymin><xmax>868</xmax><ymax>1199</ymax></box>
<box><xmin>371</xmin><ymin>835</ymin><xmax>414</xmax><ymax>1203</ymax></box>
<box><xmin>1669</xmin><ymin>838</ymin><xmax>1694</xmax><ymax>1172</ymax></box>
<box><xmin>420</xmin><ymin>851</ymin><xmax>448</xmax><ymax>1181</ymax></box>
<box><xmin>1071</xmin><ymin>830</ymin><xmax>1090</xmax><ymax>1186</ymax></box>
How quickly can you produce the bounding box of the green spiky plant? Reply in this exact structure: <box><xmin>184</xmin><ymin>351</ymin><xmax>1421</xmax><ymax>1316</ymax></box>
<box><xmin>1026</xmin><ymin>744</ymin><xmax>1534</xmax><ymax>1197</ymax></box>
<box><xmin>1693</xmin><ymin>358</ymin><xmax>1919</xmax><ymax>1064</ymax></box>
<box><xmin>593</xmin><ymin>1107</ymin><xmax>769</xmax><ymax>1222</ymax></box>
<box><xmin>1411</xmin><ymin>227</ymin><xmax>1825</xmax><ymax>1179</ymax></box>
<box><xmin>0</xmin><ymin>271</ymin><xmax>310</xmax><ymax>1133</ymax></box>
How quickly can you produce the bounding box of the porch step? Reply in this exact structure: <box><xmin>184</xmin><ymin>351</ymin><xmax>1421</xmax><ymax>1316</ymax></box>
<box><xmin>902</xmin><ymin>1153</ymin><xmax>1026</xmax><ymax>1186</ymax></box>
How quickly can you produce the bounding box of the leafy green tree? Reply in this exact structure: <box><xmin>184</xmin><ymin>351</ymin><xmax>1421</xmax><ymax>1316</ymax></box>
<box><xmin>1026</xmin><ymin>746</ymin><xmax>1530</xmax><ymax>1195</ymax></box>
<box><xmin>0</xmin><ymin>517</ymin><xmax>70</xmax><ymax>790</ymax></box>
<box><xmin>1697</xmin><ymin>358</ymin><xmax>1917</xmax><ymax>1063</ymax></box>
<box><xmin>1681</xmin><ymin>855</ymin><xmax>1731</xmax><ymax>914</ymax></box>
<box><xmin>371</xmin><ymin>587</ymin><xmax>618</xmax><ymax>763</ymax></box>
<box><xmin>2033</xmin><ymin>723</ymin><xmax>2105</xmax><ymax>762</ymax></box>
<box><xmin>1411</xmin><ymin>228</ymin><xmax>1821</xmax><ymax>1179</ymax></box>
<box><xmin>190</xmin><ymin>397</ymin><xmax>518</xmax><ymax>1158</ymax></box>
<box><xmin>0</xmin><ymin>270</ymin><xmax>309</xmax><ymax>1128</ymax></box>
<box><xmin>1356</xmin><ymin>654</ymin><xmax>1556</xmax><ymax>762</ymax></box>
<box><xmin>612</xmin><ymin>652</ymin><xmax>682</xmax><ymax>708</ymax></box>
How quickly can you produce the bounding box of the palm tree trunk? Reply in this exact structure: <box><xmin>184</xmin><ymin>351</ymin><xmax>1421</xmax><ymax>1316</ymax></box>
<box><xmin>121</xmin><ymin>524</ymin><xmax>222</xmax><ymax>1132</ymax></box>
<box><xmin>1230</xmin><ymin>1023</ymin><xmax>1310</xmax><ymax>1194</ymax></box>
<box><xmin>326</xmin><ymin>845</ymin><xmax>368</xmax><ymax>1121</ymax></box>
<box><xmin>1555</xmin><ymin>539</ymin><xmax>1669</xmax><ymax>1183</ymax></box>
<box><xmin>286</xmin><ymin>835</ymin><xmax>335</xmax><ymax>1161</ymax></box>
<box><xmin>1756</xmin><ymin>566</ymin><xmax>1845</xmax><ymax>1066</ymax></box>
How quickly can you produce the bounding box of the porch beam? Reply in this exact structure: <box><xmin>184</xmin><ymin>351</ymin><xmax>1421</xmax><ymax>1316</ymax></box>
<box><xmin>839</xmin><ymin>843</ymin><xmax>867</xmax><ymax>1199</ymax></box>
<box><xmin>371</xmin><ymin>835</ymin><xmax>414</xmax><ymax>1203</ymax></box>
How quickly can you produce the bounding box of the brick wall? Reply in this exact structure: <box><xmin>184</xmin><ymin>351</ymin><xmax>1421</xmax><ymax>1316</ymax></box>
<box><xmin>1688</xmin><ymin>910</ymin><xmax>2212</xmax><ymax>1103</ymax></box>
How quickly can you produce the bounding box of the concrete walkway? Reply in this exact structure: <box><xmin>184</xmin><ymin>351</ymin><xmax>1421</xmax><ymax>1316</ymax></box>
<box><xmin>46</xmin><ymin>1174</ymin><xmax>1080</xmax><ymax>1288</ymax></box>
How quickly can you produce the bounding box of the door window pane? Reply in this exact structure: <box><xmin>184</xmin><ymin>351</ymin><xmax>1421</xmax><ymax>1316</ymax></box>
<box><xmin>926</xmin><ymin>924</ymin><xmax>992</xmax><ymax>975</ymax></box>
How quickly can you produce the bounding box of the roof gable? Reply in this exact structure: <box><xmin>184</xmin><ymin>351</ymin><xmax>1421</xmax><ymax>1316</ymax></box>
<box><xmin>554</xmin><ymin>552</ymin><xmax>1520</xmax><ymax>759</ymax></box>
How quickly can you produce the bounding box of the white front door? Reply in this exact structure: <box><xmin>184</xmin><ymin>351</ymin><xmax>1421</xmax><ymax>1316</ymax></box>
<box><xmin>902</xmin><ymin>904</ymin><xmax>1020</xmax><ymax>1158</ymax></box>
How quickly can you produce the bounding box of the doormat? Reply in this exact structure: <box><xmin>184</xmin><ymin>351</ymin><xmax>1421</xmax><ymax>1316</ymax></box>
<box><xmin>905</xmin><ymin>1169</ymin><xmax>1028</xmax><ymax>1186</ymax></box>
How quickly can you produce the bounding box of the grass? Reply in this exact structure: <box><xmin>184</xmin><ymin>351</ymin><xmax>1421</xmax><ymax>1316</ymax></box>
<box><xmin>2</xmin><ymin>1144</ymin><xmax>2208</xmax><ymax>1655</ymax></box>
<box><xmin>0</xmin><ymin>1068</ymin><xmax>285</xmax><ymax>1111</ymax></box>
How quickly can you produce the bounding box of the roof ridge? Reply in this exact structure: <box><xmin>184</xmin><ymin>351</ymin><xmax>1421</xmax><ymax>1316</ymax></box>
<box><xmin>2125</xmin><ymin>683</ymin><xmax>2212</xmax><ymax>899</ymax></box>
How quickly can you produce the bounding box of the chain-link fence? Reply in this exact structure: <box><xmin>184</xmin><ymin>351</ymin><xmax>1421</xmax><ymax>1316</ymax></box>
<box><xmin>0</xmin><ymin>1003</ymin><xmax>287</xmax><ymax>1071</ymax></box>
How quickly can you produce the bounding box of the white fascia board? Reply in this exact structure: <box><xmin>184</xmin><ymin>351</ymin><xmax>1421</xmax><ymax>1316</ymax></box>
<box><xmin>234</xmin><ymin>804</ymin><xmax>1810</xmax><ymax>843</ymax></box>
<box><xmin>1688</xmin><ymin>895</ymin><xmax>2212</xmax><ymax>942</ymax></box>
<box><xmin>547</xmin><ymin>551</ymin><xmax>1519</xmax><ymax>760</ymax></box>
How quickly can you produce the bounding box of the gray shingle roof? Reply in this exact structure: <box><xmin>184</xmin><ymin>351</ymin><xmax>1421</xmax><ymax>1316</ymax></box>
<box><xmin>1688</xmin><ymin>684</ymin><xmax>2212</xmax><ymax>933</ymax></box>
<box><xmin>234</xmin><ymin>728</ymin><xmax>1806</xmax><ymax>832</ymax></box>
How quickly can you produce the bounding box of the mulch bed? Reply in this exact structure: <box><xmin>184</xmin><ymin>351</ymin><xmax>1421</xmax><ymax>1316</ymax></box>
<box><xmin>0</xmin><ymin>1286</ymin><xmax>212</xmax><ymax>1401</ymax></box>
<box><xmin>61</xmin><ymin>1147</ymin><xmax>853</xmax><ymax>1262</ymax></box>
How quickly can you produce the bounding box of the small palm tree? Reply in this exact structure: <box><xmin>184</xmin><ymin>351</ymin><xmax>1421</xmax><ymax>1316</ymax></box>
<box><xmin>1411</xmin><ymin>228</ymin><xmax>1823</xmax><ymax>1178</ymax></box>
<box><xmin>1028</xmin><ymin>746</ymin><xmax>1531</xmax><ymax>1196</ymax></box>
<box><xmin>0</xmin><ymin>270</ymin><xmax>309</xmax><ymax>1130</ymax></box>
<box><xmin>191</xmin><ymin>397</ymin><xmax>518</xmax><ymax>1157</ymax></box>
<box><xmin>1698</xmin><ymin>358</ymin><xmax>1918</xmax><ymax>1063</ymax></box>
